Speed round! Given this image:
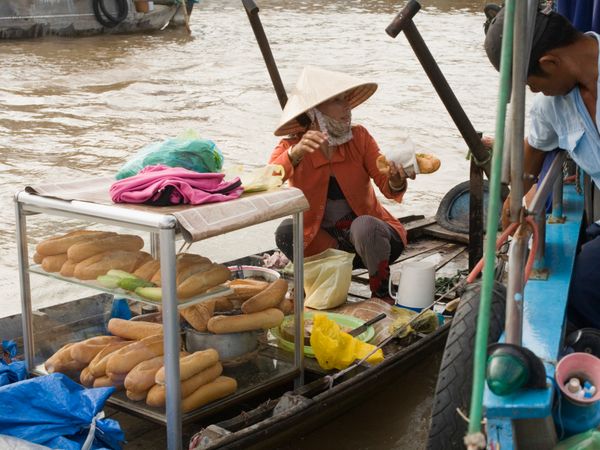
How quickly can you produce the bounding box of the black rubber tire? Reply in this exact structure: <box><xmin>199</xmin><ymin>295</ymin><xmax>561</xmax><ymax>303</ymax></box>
<box><xmin>427</xmin><ymin>280</ymin><xmax>506</xmax><ymax>450</ymax></box>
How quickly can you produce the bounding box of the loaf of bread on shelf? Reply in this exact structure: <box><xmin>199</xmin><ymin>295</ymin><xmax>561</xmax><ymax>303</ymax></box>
<box><xmin>32</xmin><ymin>252</ymin><xmax>44</xmax><ymax>265</ymax></box>
<box><xmin>44</xmin><ymin>342</ymin><xmax>87</xmax><ymax>374</ymax></box>
<box><xmin>180</xmin><ymin>301</ymin><xmax>215</xmax><ymax>332</ymax></box>
<box><xmin>107</xmin><ymin>318</ymin><xmax>163</xmax><ymax>341</ymax></box>
<box><xmin>154</xmin><ymin>349</ymin><xmax>220</xmax><ymax>385</ymax></box>
<box><xmin>80</xmin><ymin>367</ymin><xmax>95</xmax><ymax>387</ymax></box>
<box><xmin>93</xmin><ymin>375</ymin><xmax>124</xmax><ymax>390</ymax></box>
<box><xmin>59</xmin><ymin>259</ymin><xmax>78</xmax><ymax>277</ymax></box>
<box><xmin>277</xmin><ymin>297</ymin><xmax>294</xmax><ymax>315</ymax></box>
<box><xmin>41</xmin><ymin>253</ymin><xmax>68</xmax><ymax>273</ymax></box>
<box><xmin>177</xmin><ymin>264</ymin><xmax>231</xmax><ymax>299</ymax></box>
<box><xmin>181</xmin><ymin>376</ymin><xmax>237</xmax><ymax>413</ymax></box>
<box><xmin>69</xmin><ymin>335</ymin><xmax>125</xmax><ymax>364</ymax></box>
<box><xmin>73</xmin><ymin>250</ymin><xmax>152</xmax><ymax>280</ymax></box>
<box><xmin>133</xmin><ymin>259</ymin><xmax>160</xmax><ymax>282</ymax></box>
<box><xmin>126</xmin><ymin>389</ymin><xmax>150</xmax><ymax>402</ymax></box>
<box><xmin>241</xmin><ymin>279</ymin><xmax>288</xmax><ymax>314</ymax></box>
<box><xmin>88</xmin><ymin>340</ymin><xmax>133</xmax><ymax>378</ymax></box>
<box><xmin>36</xmin><ymin>230</ymin><xmax>115</xmax><ymax>257</ymax></box>
<box><xmin>124</xmin><ymin>355</ymin><xmax>165</xmax><ymax>394</ymax></box>
<box><xmin>226</xmin><ymin>279</ymin><xmax>269</xmax><ymax>302</ymax></box>
<box><xmin>105</xmin><ymin>334</ymin><xmax>164</xmax><ymax>375</ymax></box>
<box><xmin>207</xmin><ymin>308</ymin><xmax>284</xmax><ymax>334</ymax></box>
<box><xmin>146</xmin><ymin>362</ymin><xmax>223</xmax><ymax>407</ymax></box>
<box><xmin>149</xmin><ymin>253</ymin><xmax>213</xmax><ymax>287</ymax></box>
<box><xmin>67</xmin><ymin>234</ymin><xmax>144</xmax><ymax>263</ymax></box>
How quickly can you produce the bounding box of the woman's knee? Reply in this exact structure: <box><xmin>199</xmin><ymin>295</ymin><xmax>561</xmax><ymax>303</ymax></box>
<box><xmin>275</xmin><ymin>219</ymin><xmax>294</xmax><ymax>260</ymax></box>
<box><xmin>350</xmin><ymin>215</ymin><xmax>387</xmax><ymax>241</ymax></box>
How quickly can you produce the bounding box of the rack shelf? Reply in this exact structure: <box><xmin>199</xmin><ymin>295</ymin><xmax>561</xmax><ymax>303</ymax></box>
<box><xmin>15</xmin><ymin>186</ymin><xmax>309</xmax><ymax>450</ymax></box>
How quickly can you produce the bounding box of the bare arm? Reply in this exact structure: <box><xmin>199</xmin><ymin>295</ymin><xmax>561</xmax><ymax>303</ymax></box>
<box><xmin>501</xmin><ymin>138</ymin><xmax>547</xmax><ymax>228</ymax></box>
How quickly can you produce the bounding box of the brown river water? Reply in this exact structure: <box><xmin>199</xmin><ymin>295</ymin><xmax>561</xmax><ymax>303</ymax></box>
<box><xmin>0</xmin><ymin>0</ymin><xmax>499</xmax><ymax>448</ymax></box>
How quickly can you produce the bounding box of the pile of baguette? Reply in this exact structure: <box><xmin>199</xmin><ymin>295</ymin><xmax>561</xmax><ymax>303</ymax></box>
<box><xmin>44</xmin><ymin>318</ymin><xmax>236</xmax><ymax>412</ymax></box>
<box><xmin>34</xmin><ymin>230</ymin><xmax>151</xmax><ymax>280</ymax></box>
<box><xmin>132</xmin><ymin>253</ymin><xmax>231</xmax><ymax>299</ymax></box>
<box><xmin>181</xmin><ymin>278</ymin><xmax>292</xmax><ymax>334</ymax></box>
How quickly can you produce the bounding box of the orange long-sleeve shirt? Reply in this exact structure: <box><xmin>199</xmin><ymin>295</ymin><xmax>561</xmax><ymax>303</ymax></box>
<box><xmin>269</xmin><ymin>125</ymin><xmax>407</xmax><ymax>257</ymax></box>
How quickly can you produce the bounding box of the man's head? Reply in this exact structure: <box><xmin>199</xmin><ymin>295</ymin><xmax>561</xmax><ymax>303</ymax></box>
<box><xmin>484</xmin><ymin>8</ymin><xmax>582</xmax><ymax>95</ymax></box>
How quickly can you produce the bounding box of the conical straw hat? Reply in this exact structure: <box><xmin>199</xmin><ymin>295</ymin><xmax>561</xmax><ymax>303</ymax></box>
<box><xmin>274</xmin><ymin>66</ymin><xmax>378</xmax><ymax>136</ymax></box>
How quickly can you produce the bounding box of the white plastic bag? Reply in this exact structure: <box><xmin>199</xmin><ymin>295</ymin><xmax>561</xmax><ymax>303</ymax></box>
<box><xmin>303</xmin><ymin>249</ymin><xmax>355</xmax><ymax>310</ymax></box>
<box><xmin>382</xmin><ymin>134</ymin><xmax>420</xmax><ymax>175</ymax></box>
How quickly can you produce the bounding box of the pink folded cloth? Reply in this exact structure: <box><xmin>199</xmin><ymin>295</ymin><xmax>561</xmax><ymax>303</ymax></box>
<box><xmin>110</xmin><ymin>165</ymin><xmax>243</xmax><ymax>206</ymax></box>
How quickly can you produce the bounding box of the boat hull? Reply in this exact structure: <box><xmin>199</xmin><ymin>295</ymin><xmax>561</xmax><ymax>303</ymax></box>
<box><xmin>0</xmin><ymin>0</ymin><xmax>183</xmax><ymax>39</ymax></box>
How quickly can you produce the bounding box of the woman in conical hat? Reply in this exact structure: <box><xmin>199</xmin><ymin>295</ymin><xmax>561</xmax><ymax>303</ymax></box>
<box><xmin>269</xmin><ymin>66</ymin><xmax>410</xmax><ymax>302</ymax></box>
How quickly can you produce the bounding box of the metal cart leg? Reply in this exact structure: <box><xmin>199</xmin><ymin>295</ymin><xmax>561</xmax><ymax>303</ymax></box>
<box><xmin>15</xmin><ymin>199</ymin><xmax>34</xmax><ymax>372</ymax></box>
<box><xmin>292</xmin><ymin>211</ymin><xmax>304</xmax><ymax>388</ymax></box>
<box><xmin>159</xmin><ymin>225</ymin><xmax>182</xmax><ymax>450</ymax></box>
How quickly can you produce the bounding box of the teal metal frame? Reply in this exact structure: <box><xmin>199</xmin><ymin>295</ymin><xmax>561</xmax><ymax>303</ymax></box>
<box><xmin>484</xmin><ymin>184</ymin><xmax>584</xmax><ymax>448</ymax></box>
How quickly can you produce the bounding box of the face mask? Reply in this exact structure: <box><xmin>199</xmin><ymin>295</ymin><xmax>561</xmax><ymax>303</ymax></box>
<box><xmin>309</xmin><ymin>108</ymin><xmax>353</xmax><ymax>146</ymax></box>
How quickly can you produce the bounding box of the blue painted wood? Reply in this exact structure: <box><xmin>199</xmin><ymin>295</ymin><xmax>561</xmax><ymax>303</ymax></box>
<box><xmin>487</xmin><ymin>417</ymin><xmax>515</xmax><ymax>450</ymax></box>
<box><xmin>484</xmin><ymin>185</ymin><xmax>584</xmax><ymax>421</ymax></box>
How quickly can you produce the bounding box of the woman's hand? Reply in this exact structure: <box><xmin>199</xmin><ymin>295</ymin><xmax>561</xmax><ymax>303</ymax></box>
<box><xmin>388</xmin><ymin>161</ymin><xmax>410</xmax><ymax>191</ymax></box>
<box><xmin>288</xmin><ymin>130</ymin><xmax>327</xmax><ymax>165</ymax></box>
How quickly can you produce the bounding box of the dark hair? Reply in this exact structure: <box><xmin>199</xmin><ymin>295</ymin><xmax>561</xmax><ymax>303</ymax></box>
<box><xmin>528</xmin><ymin>11</ymin><xmax>581</xmax><ymax>76</ymax></box>
<box><xmin>484</xmin><ymin>8</ymin><xmax>582</xmax><ymax>76</ymax></box>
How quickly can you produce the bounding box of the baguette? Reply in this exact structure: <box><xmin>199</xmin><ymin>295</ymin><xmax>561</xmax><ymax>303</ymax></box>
<box><xmin>146</xmin><ymin>362</ymin><xmax>223</xmax><ymax>407</ymax></box>
<box><xmin>59</xmin><ymin>259</ymin><xmax>77</xmax><ymax>277</ymax></box>
<box><xmin>124</xmin><ymin>355</ymin><xmax>165</xmax><ymax>393</ymax></box>
<box><xmin>277</xmin><ymin>297</ymin><xmax>294</xmax><ymax>315</ymax></box>
<box><xmin>105</xmin><ymin>334</ymin><xmax>164</xmax><ymax>375</ymax></box>
<box><xmin>73</xmin><ymin>250</ymin><xmax>152</xmax><ymax>280</ymax></box>
<box><xmin>88</xmin><ymin>340</ymin><xmax>133</xmax><ymax>378</ymax></box>
<box><xmin>241</xmin><ymin>279</ymin><xmax>288</xmax><ymax>314</ymax></box>
<box><xmin>177</xmin><ymin>264</ymin><xmax>231</xmax><ymax>299</ymax></box>
<box><xmin>416</xmin><ymin>153</ymin><xmax>441</xmax><ymax>174</ymax></box>
<box><xmin>80</xmin><ymin>367</ymin><xmax>95</xmax><ymax>387</ymax></box>
<box><xmin>93</xmin><ymin>375</ymin><xmax>124</xmax><ymax>390</ymax></box>
<box><xmin>70</xmin><ymin>335</ymin><xmax>124</xmax><ymax>364</ymax></box>
<box><xmin>155</xmin><ymin>349</ymin><xmax>220</xmax><ymax>385</ymax></box>
<box><xmin>107</xmin><ymin>318</ymin><xmax>163</xmax><ymax>341</ymax></box>
<box><xmin>181</xmin><ymin>376</ymin><xmax>237</xmax><ymax>413</ymax></box>
<box><xmin>127</xmin><ymin>389</ymin><xmax>150</xmax><ymax>402</ymax></box>
<box><xmin>175</xmin><ymin>259</ymin><xmax>213</xmax><ymax>286</ymax></box>
<box><xmin>41</xmin><ymin>253</ymin><xmax>68</xmax><ymax>273</ymax></box>
<box><xmin>150</xmin><ymin>253</ymin><xmax>212</xmax><ymax>287</ymax></box>
<box><xmin>134</xmin><ymin>259</ymin><xmax>160</xmax><ymax>282</ymax></box>
<box><xmin>33</xmin><ymin>252</ymin><xmax>44</xmax><ymax>265</ymax></box>
<box><xmin>226</xmin><ymin>279</ymin><xmax>269</xmax><ymax>302</ymax></box>
<box><xmin>36</xmin><ymin>230</ymin><xmax>114</xmax><ymax>257</ymax></box>
<box><xmin>45</xmin><ymin>343</ymin><xmax>87</xmax><ymax>374</ymax></box>
<box><xmin>180</xmin><ymin>301</ymin><xmax>215</xmax><ymax>332</ymax></box>
<box><xmin>207</xmin><ymin>308</ymin><xmax>284</xmax><ymax>334</ymax></box>
<box><xmin>67</xmin><ymin>234</ymin><xmax>144</xmax><ymax>263</ymax></box>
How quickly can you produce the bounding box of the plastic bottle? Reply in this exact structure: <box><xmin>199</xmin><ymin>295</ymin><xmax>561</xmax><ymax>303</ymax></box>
<box><xmin>567</xmin><ymin>377</ymin><xmax>582</xmax><ymax>394</ymax></box>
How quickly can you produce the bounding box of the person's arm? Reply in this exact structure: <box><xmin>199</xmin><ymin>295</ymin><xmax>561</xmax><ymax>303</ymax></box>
<box><xmin>501</xmin><ymin>137</ymin><xmax>547</xmax><ymax>228</ymax></box>
<box><xmin>359</xmin><ymin>126</ymin><xmax>407</xmax><ymax>201</ymax></box>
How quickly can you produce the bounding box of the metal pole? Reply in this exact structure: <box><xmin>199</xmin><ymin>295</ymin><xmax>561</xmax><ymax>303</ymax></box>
<box><xmin>551</xmin><ymin>175</ymin><xmax>564</xmax><ymax>220</ymax></box>
<box><xmin>386</xmin><ymin>0</ymin><xmax>491</xmax><ymax>178</ymax></box>
<box><xmin>508</xmin><ymin>0</ymin><xmax>528</xmax><ymax>224</ymax></box>
<box><xmin>159</xmin><ymin>226</ymin><xmax>182</xmax><ymax>450</ymax></box>
<box><xmin>469</xmin><ymin>160</ymin><xmax>484</xmax><ymax>271</ymax></box>
<box><xmin>15</xmin><ymin>197</ymin><xmax>34</xmax><ymax>372</ymax></box>
<box><xmin>505</xmin><ymin>226</ymin><xmax>528</xmax><ymax>345</ymax></box>
<box><xmin>292</xmin><ymin>211</ymin><xmax>304</xmax><ymax>388</ymax></box>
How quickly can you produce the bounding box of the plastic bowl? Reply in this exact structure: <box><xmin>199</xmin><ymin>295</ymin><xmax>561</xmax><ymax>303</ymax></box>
<box><xmin>228</xmin><ymin>265</ymin><xmax>280</xmax><ymax>283</ymax></box>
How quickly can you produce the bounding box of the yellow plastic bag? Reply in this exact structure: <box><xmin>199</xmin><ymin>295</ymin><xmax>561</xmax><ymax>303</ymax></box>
<box><xmin>310</xmin><ymin>314</ymin><xmax>384</xmax><ymax>370</ymax></box>
<box><xmin>304</xmin><ymin>248</ymin><xmax>354</xmax><ymax>310</ymax></box>
<box><xmin>223</xmin><ymin>164</ymin><xmax>284</xmax><ymax>193</ymax></box>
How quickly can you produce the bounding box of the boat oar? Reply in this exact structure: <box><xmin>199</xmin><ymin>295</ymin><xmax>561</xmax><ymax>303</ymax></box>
<box><xmin>241</xmin><ymin>0</ymin><xmax>311</xmax><ymax>127</ymax></box>
<box><xmin>386</xmin><ymin>0</ymin><xmax>490</xmax><ymax>178</ymax></box>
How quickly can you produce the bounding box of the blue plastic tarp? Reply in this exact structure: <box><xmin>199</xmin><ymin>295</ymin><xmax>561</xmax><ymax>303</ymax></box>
<box><xmin>558</xmin><ymin>0</ymin><xmax>600</xmax><ymax>32</ymax></box>
<box><xmin>0</xmin><ymin>373</ymin><xmax>124</xmax><ymax>450</ymax></box>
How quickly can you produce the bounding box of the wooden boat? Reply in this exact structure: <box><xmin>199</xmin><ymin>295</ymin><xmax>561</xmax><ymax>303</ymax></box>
<box><xmin>1</xmin><ymin>215</ymin><xmax>469</xmax><ymax>449</ymax></box>
<box><xmin>0</xmin><ymin>0</ymin><xmax>194</xmax><ymax>39</ymax></box>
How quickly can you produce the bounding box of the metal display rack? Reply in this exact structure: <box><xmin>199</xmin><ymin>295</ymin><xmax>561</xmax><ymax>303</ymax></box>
<box><xmin>14</xmin><ymin>187</ymin><xmax>308</xmax><ymax>450</ymax></box>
